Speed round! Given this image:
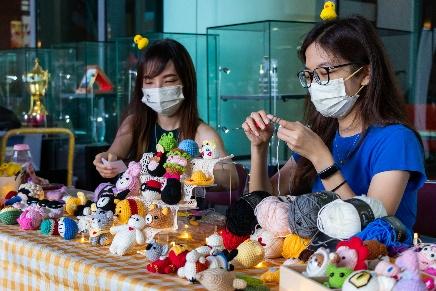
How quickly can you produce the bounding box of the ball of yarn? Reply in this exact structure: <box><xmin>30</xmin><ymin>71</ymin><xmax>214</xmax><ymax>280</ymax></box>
<box><xmin>317</xmin><ymin>195</ymin><xmax>387</xmax><ymax>240</ymax></box>
<box><xmin>178</xmin><ymin>139</ymin><xmax>199</xmax><ymax>158</ymax></box>
<box><xmin>161</xmin><ymin>178</ymin><xmax>182</xmax><ymax>205</ymax></box>
<box><xmin>282</xmin><ymin>233</ymin><xmax>311</xmax><ymax>259</ymax></box>
<box><xmin>355</xmin><ymin>216</ymin><xmax>413</xmax><ymax>249</ymax></box>
<box><xmin>226</xmin><ymin>191</ymin><xmax>270</xmax><ymax>236</ymax></box>
<box><xmin>221</xmin><ymin>228</ymin><xmax>249</xmax><ymax>251</ymax></box>
<box><xmin>288</xmin><ymin>191</ymin><xmax>339</xmax><ymax>238</ymax></box>
<box><xmin>40</xmin><ymin>218</ymin><xmax>59</xmax><ymax>236</ymax></box>
<box><xmin>254</xmin><ymin>196</ymin><xmax>291</xmax><ymax>237</ymax></box>
<box><xmin>0</xmin><ymin>207</ymin><xmax>21</xmax><ymax>224</ymax></box>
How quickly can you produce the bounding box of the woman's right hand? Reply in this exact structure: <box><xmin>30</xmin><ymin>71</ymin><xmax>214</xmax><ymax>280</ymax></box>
<box><xmin>242</xmin><ymin>110</ymin><xmax>274</xmax><ymax>147</ymax></box>
<box><xmin>93</xmin><ymin>151</ymin><xmax>119</xmax><ymax>179</ymax></box>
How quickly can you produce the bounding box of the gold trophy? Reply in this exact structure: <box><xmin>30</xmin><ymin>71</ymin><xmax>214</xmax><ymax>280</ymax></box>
<box><xmin>24</xmin><ymin>58</ymin><xmax>49</xmax><ymax>127</ymax></box>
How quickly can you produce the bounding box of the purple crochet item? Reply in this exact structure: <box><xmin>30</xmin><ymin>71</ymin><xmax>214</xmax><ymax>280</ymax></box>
<box><xmin>17</xmin><ymin>205</ymin><xmax>46</xmax><ymax>230</ymax></box>
<box><xmin>93</xmin><ymin>183</ymin><xmax>114</xmax><ymax>201</ymax></box>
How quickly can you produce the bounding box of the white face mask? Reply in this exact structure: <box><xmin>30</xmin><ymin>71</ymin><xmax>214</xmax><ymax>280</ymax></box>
<box><xmin>308</xmin><ymin>67</ymin><xmax>364</xmax><ymax>118</ymax></box>
<box><xmin>141</xmin><ymin>85</ymin><xmax>184</xmax><ymax>116</ymax></box>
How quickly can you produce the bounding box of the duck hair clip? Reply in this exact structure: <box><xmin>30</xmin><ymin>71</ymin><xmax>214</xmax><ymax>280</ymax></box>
<box><xmin>133</xmin><ymin>34</ymin><xmax>149</xmax><ymax>50</ymax></box>
<box><xmin>320</xmin><ymin>1</ymin><xmax>337</xmax><ymax>21</ymax></box>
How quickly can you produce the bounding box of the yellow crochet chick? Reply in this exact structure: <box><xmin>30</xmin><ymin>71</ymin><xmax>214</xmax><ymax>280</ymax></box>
<box><xmin>133</xmin><ymin>34</ymin><xmax>149</xmax><ymax>50</ymax></box>
<box><xmin>64</xmin><ymin>192</ymin><xmax>88</xmax><ymax>216</ymax></box>
<box><xmin>260</xmin><ymin>268</ymin><xmax>280</xmax><ymax>283</ymax></box>
<box><xmin>320</xmin><ymin>1</ymin><xmax>337</xmax><ymax>21</ymax></box>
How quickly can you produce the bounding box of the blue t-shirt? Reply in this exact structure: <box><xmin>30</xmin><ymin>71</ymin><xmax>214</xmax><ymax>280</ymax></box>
<box><xmin>309</xmin><ymin>124</ymin><xmax>426</xmax><ymax>230</ymax></box>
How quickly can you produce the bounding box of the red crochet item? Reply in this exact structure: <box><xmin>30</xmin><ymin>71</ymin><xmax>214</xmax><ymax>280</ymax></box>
<box><xmin>146</xmin><ymin>257</ymin><xmax>176</xmax><ymax>274</ymax></box>
<box><xmin>168</xmin><ymin>249</ymin><xmax>188</xmax><ymax>270</ymax></box>
<box><xmin>5</xmin><ymin>191</ymin><xmax>17</xmax><ymax>200</ymax></box>
<box><xmin>336</xmin><ymin>237</ymin><xmax>369</xmax><ymax>270</ymax></box>
<box><xmin>221</xmin><ymin>228</ymin><xmax>249</xmax><ymax>251</ymax></box>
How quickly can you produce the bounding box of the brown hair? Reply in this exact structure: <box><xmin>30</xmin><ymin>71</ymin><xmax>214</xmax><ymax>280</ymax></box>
<box><xmin>124</xmin><ymin>39</ymin><xmax>200</xmax><ymax>160</ymax></box>
<box><xmin>290</xmin><ymin>15</ymin><xmax>415</xmax><ymax>194</ymax></box>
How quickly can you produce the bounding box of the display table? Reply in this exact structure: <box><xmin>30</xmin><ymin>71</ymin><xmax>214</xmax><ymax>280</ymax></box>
<box><xmin>0</xmin><ymin>222</ymin><xmax>278</xmax><ymax>291</ymax></box>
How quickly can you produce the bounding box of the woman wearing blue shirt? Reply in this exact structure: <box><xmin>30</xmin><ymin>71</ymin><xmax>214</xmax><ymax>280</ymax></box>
<box><xmin>243</xmin><ymin>16</ymin><xmax>426</xmax><ymax>230</ymax></box>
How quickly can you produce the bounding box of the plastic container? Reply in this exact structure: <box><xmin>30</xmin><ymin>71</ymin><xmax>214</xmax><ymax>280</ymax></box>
<box><xmin>11</xmin><ymin>144</ymin><xmax>33</xmax><ymax>166</ymax></box>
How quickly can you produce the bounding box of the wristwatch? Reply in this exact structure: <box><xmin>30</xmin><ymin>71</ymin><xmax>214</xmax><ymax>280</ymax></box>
<box><xmin>318</xmin><ymin>163</ymin><xmax>339</xmax><ymax>180</ymax></box>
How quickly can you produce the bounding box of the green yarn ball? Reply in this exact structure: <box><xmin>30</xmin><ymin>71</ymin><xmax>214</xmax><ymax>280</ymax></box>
<box><xmin>0</xmin><ymin>207</ymin><xmax>21</xmax><ymax>225</ymax></box>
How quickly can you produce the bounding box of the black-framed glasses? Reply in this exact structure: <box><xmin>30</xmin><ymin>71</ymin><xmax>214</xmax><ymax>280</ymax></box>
<box><xmin>297</xmin><ymin>63</ymin><xmax>358</xmax><ymax>88</ymax></box>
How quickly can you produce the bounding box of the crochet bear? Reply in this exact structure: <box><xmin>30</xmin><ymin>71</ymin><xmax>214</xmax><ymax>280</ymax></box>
<box><xmin>116</xmin><ymin>161</ymin><xmax>141</xmax><ymax>196</ymax></box>
<box><xmin>144</xmin><ymin>204</ymin><xmax>173</xmax><ymax>229</ymax></box>
<box><xmin>114</xmin><ymin>198</ymin><xmax>146</xmax><ymax>225</ymax></box>
<box><xmin>109</xmin><ymin>214</ymin><xmax>146</xmax><ymax>256</ymax></box>
<box><xmin>89</xmin><ymin>211</ymin><xmax>113</xmax><ymax>246</ymax></box>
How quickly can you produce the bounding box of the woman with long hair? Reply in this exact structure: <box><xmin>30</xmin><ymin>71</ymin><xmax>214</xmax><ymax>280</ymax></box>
<box><xmin>94</xmin><ymin>39</ymin><xmax>238</xmax><ymax>188</ymax></box>
<box><xmin>243</xmin><ymin>16</ymin><xmax>426</xmax><ymax>230</ymax></box>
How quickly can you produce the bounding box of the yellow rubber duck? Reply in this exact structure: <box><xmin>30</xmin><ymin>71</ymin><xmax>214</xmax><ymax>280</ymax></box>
<box><xmin>133</xmin><ymin>34</ymin><xmax>149</xmax><ymax>50</ymax></box>
<box><xmin>320</xmin><ymin>1</ymin><xmax>337</xmax><ymax>21</ymax></box>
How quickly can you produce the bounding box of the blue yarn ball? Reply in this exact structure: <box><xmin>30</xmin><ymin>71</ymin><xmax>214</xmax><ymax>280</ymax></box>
<box><xmin>178</xmin><ymin>139</ymin><xmax>199</xmax><ymax>158</ymax></box>
<box><xmin>58</xmin><ymin>217</ymin><xmax>78</xmax><ymax>240</ymax></box>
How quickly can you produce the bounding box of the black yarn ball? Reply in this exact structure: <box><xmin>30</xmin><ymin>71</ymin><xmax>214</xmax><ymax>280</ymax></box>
<box><xmin>161</xmin><ymin>178</ymin><xmax>182</xmax><ymax>205</ymax></box>
<box><xmin>225</xmin><ymin>191</ymin><xmax>270</xmax><ymax>236</ymax></box>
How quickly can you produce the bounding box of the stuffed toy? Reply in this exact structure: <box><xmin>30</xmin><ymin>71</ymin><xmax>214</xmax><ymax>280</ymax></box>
<box><xmin>205</xmin><ymin>232</ymin><xmax>225</xmax><ymax>256</ymax></box>
<box><xmin>199</xmin><ymin>140</ymin><xmax>219</xmax><ymax>159</ymax></box>
<box><xmin>303</xmin><ymin>247</ymin><xmax>333</xmax><ymax>277</ymax></box>
<box><xmin>177</xmin><ymin>249</ymin><xmax>210</xmax><ymax>283</ymax></box>
<box><xmin>161</xmin><ymin>178</ymin><xmax>182</xmax><ymax>205</ymax></box>
<box><xmin>40</xmin><ymin>218</ymin><xmax>59</xmax><ymax>236</ymax></box>
<box><xmin>17</xmin><ymin>204</ymin><xmax>47</xmax><ymax>230</ymax></box>
<box><xmin>395</xmin><ymin>249</ymin><xmax>420</xmax><ymax>275</ymax></box>
<box><xmin>250</xmin><ymin>228</ymin><xmax>283</xmax><ymax>259</ymax></box>
<box><xmin>231</xmin><ymin>239</ymin><xmax>264</xmax><ymax>269</ymax></box>
<box><xmin>342</xmin><ymin>270</ymin><xmax>396</xmax><ymax>291</ymax></box>
<box><xmin>116</xmin><ymin>161</ymin><xmax>141</xmax><ymax>196</ymax></box>
<box><xmin>334</xmin><ymin>237</ymin><xmax>369</xmax><ymax>270</ymax></box>
<box><xmin>140</xmin><ymin>179</ymin><xmax>163</xmax><ymax>203</ymax></box>
<box><xmin>146</xmin><ymin>242</ymin><xmax>189</xmax><ymax>274</ymax></box>
<box><xmin>184</xmin><ymin>170</ymin><xmax>214</xmax><ymax>186</ymax></box>
<box><xmin>157</xmin><ymin>132</ymin><xmax>178</xmax><ymax>154</ymax></box>
<box><xmin>0</xmin><ymin>206</ymin><xmax>21</xmax><ymax>224</ymax></box>
<box><xmin>374</xmin><ymin>260</ymin><xmax>400</xmax><ymax>278</ymax></box>
<box><xmin>206</xmin><ymin>250</ymin><xmax>237</xmax><ymax>271</ymax></box>
<box><xmin>393</xmin><ymin>272</ymin><xmax>427</xmax><ymax>291</ymax></box>
<box><xmin>163</xmin><ymin>148</ymin><xmax>190</xmax><ymax>180</ymax></box>
<box><xmin>38</xmin><ymin>199</ymin><xmax>64</xmax><ymax>219</ymax></box>
<box><xmin>178</xmin><ymin>139</ymin><xmax>199</xmax><ymax>158</ymax></box>
<box><xmin>109</xmin><ymin>214</ymin><xmax>146</xmax><ymax>256</ymax></box>
<box><xmin>324</xmin><ymin>264</ymin><xmax>354</xmax><ymax>289</ymax></box>
<box><xmin>363</xmin><ymin>240</ymin><xmax>388</xmax><ymax>260</ymax></box>
<box><xmin>146</xmin><ymin>151</ymin><xmax>167</xmax><ymax>177</ymax></box>
<box><xmin>89</xmin><ymin>211</ymin><xmax>113</xmax><ymax>246</ymax></box>
<box><xmin>144</xmin><ymin>204</ymin><xmax>173</xmax><ymax>229</ymax></box>
<box><xmin>94</xmin><ymin>182</ymin><xmax>128</xmax><ymax>201</ymax></box>
<box><xmin>416</xmin><ymin>244</ymin><xmax>436</xmax><ymax>273</ymax></box>
<box><xmin>58</xmin><ymin>217</ymin><xmax>79</xmax><ymax>240</ymax></box>
<box><xmin>114</xmin><ymin>198</ymin><xmax>146</xmax><ymax>225</ymax></box>
<box><xmin>196</xmin><ymin>268</ymin><xmax>247</xmax><ymax>291</ymax></box>
<box><xmin>63</xmin><ymin>192</ymin><xmax>92</xmax><ymax>216</ymax></box>
<box><xmin>93</xmin><ymin>193</ymin><xmax>117</xmax><ymax>215</ymax></box>
<box><xmin>220</xmin><ymin>228</ymin><xmax>249</xmax><ymax>251</ymax></box>
<box><xmin>18</xmin><ymin>182</ymin><xmax>44</xmax><ymax>200</ymax></box>
<box><xmin>320</xmin><ymin>1</ymin><xmax>337</xmax><ymax>21</ymax></box>
<box><xmin>133</xmin><ymin>34</ymin><xmax>149</xmax><ymax>50</ymax></box>
<box><xmin>145</xmin><ymin>239</ymin><xmax>169</xmax><ymax>262</ymax></box>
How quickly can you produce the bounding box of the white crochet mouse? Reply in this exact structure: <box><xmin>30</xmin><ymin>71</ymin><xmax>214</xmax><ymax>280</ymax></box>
<box><xmin>109</xmin><ymin>214</ymin><xmax>146</xmax><ymax>256</ymax></box>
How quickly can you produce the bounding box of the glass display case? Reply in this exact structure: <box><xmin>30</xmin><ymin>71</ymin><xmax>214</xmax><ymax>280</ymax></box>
<box><xmin>113</xmin><ymin>32</ymin><xmax>217</xmax><ymax>124</ymax></box>
<box><xmin>52</xmin><ymin>42</ymin><xmax>117</xmax><ymax>144</ymax></box>
<box><xmin>0</xmin><ymin>48</ymin><xmax>75</xmax><ymax>128</ymax></box>
<box><xmin>207</xmin><ymin>21</ymin><xmax>314</xmax><ymax>163</ymax></box>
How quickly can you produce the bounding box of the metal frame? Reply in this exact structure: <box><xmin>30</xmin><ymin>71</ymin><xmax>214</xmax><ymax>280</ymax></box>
<box><xmin>0</xmin><ymin>128</ymin><xmax>75</xmax><ymax>186</ymax></box>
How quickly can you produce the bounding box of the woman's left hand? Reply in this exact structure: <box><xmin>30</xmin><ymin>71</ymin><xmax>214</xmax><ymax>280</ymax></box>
<box><xmin>276</xmin><ymin>118</ymin><xmax>329</xmax><ymax>164</ymax></box>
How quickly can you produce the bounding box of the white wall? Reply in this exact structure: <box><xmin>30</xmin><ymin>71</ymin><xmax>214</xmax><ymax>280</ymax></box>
<box><xmin>164</xmin><ymin>0</ymin><xmax>319</xmax><ymax>33</ymax></box>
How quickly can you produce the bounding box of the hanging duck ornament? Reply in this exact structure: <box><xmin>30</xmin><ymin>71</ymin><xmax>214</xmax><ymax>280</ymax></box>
<box><xmin>133</xmin><ymin>34</ymin><xmax>149</xmax><ymax>50</ymax></box>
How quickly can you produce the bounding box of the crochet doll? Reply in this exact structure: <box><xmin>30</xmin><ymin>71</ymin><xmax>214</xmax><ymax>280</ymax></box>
<box><xmin>140</xmin><ymin>180</ymin><xmax>163</xmax><ymax>203</ymax></box>
<box><xmin>58</xmin><ymin>217</ymin><xmax>79</xmax><ymax>240</ymax></box>
<box><xmin>109</xmin><ymin>214</ymin><xmax>146</xmax><ymax>256</ymax></box>
<box><xmin>303</xmin><ymin>247</ymin><xmax>333</xmax><ymax>277</ymax></box>
<box><xmin>114</xmin><ymin>198</ymin><xmax>146</xmax><ymax>225</ymax></box>
<box><xmin>324</xmin><ymin>264</ymin><xmax>354</xmax><ymax>289</ymax></box>
<box><xmin>333</xmin><ymin>237</ymin><xmax>369</xmax><ymax>270</ymax></box>
<box><xmin>177</xmin><ymin>249</ymin><xmax>210</xmax><ymax>283</ymax></box>
<box><xmin>144</xmin><ymin>204</ymin><xmax>173</xmax><ymax>229</ymax></box>
<box><xmin>89</xmin><ymin>211</ymin><xmax>113</xmax><ymax>246</ymax></box>
<box><xmin>17</xmin><ymin>204</ymin><xmax>46</xmax><ymax>230</ymax></box>
<box><xmin>162</xmin><ymin>148</ymin><xmax>190</xmax><ymax>180</ymax></box>
<box><xmin>116</xmin><ymin>161</ymin><xmax>141</xmax><ymax>196</ymax></box>
<box><xmin>199</xmin><ymin>140</ymin><xmax>219</xmax><ymax>159</ymax></box>
<box><xmin>146</xmin><ymin>151</ymin><xmax>167</xmax><ymax>177</ymax></box>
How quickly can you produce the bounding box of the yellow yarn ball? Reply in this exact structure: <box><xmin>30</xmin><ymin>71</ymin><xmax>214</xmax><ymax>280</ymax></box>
<box><xmin>234</xmin><ymin>240</ymin><xmax>265</xmax><ymax>268</ymax></box>
<box><xmin>282</xmin><ymin>233</ymin><xmax>310</xmax><ymax>259</ymax></box>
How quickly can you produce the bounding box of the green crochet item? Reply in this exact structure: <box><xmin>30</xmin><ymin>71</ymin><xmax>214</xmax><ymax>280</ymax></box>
<box><xmin>163</xmin><ymin>148</ymin><xmax>191</xmax><ymax>174</ymax></box>
<box><xmin>0</xmin><ymin>207</ymin><xmax>21</xmax><ymax>225</ymax></box>
<box><xmin>236</xmin><ymin>274</ymin><xmax>270</xmax><ymax>291</ymax></box>
<box><xmin>157</xmin><ymin>132</ymin><xmax>178</xmax><ymax>153</ymax></box>
<box><xmin>324</xmin><ymin>264</ymin><xmax>353</xmax><ymax>289</ymax></box>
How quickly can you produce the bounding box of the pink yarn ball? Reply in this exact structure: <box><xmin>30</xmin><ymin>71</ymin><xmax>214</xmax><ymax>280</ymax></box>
<box><xmin>254</xmin><ymin>196</ymin><xmax>291</xmax><ymax>237</ymax></box>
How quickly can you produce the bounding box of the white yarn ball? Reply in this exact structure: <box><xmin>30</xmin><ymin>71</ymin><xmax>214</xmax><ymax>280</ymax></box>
<box><xmin>317</xmin><ymin>195</ymin><xmax>387</xmax><ymax>240</ymax></box>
